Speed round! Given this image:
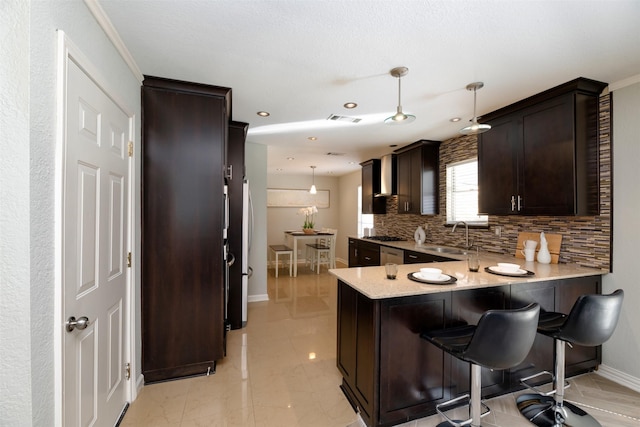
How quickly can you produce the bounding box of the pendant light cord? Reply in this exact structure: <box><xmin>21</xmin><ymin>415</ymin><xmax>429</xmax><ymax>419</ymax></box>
<box><xmin>472</xmin><ymin>87</ymin><xmax>477</xmax><ymax>121</ymax></box>
<box><xmin>397</xmin><ymin>76</ymin><xmax>402</xmax><ymax>111</ymax></box>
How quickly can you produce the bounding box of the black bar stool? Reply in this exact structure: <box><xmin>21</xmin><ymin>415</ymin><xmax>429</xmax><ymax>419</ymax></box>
<box><xmin>517</xmin><ymin>289</ymin><xmax>624</xmax><ymax>427</ymax></box>
<box><xmin>421</xmin><ymin>303</ymin><xmax>540</xmax><ymax>427</ymax></box>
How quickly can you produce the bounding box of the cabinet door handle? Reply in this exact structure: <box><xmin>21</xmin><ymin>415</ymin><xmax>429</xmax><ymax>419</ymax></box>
<box><xmin>511</xmin><ymin>195</ymin><xmax>516</xmax><ymax>211</ymax></box>
<box><xmin>517</xmin><ymin>195</ymin><xmax>523</xmax><ymax>211</ymax></box>
<box><xmin>408</xmin><ymin>254</ymin><xmax>417</xmax><ymax>259</ymax></box>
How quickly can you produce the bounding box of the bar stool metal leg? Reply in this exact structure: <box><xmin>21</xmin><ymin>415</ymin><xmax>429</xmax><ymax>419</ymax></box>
<box><xmin>434</xmin><ymin>364</ymin><xmax>492</xmax><ymax>427</ymax></box>
<box><xmin>517</xmin><ymin>340</ymin><xmax>601</xmax><ymax>427</ymax></box>
<box><xmin>470</xmin><ymin>364</ymin><xmax>482</xmax><ymax>426</ymax></box>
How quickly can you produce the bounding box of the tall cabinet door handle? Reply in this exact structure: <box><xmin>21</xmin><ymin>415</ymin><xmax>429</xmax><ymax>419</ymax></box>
<box><xmin>511</xmin><ymin>195</ymin><xmax>516</xmax><ymax>211</ymax></box>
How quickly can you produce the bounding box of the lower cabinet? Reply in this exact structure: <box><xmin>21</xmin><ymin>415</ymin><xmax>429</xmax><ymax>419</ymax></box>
<box><xmin>337</xmin><ymin>276</ymin><xmax>601</xmax><ymax>427</ymax></box>
<box><xmin>348</xmin><ymin>238</ymin><xmax>380</xmax><ymax>267</ymax></box>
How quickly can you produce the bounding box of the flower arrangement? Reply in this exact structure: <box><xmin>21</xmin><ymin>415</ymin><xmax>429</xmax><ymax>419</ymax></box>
<box><xmin>298</xmin><ymin>205</ymin><xmax>318</xmax><ymax>231</ymax></box>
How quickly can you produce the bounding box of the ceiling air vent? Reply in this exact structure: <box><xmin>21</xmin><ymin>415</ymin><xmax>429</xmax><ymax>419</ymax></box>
<box><xmin>326</xmin><ymin>152</ymin><xmax>346</xmax><ymax>156</ymax></box>
<box><xmin>327</xmin><ymin>114</ymin><xmax>362</xmax><ymax>124</ymax></box>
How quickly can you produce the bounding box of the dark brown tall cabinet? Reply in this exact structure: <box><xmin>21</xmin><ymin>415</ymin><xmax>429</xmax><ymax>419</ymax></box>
<box><xmin>142</xmin><ymin>76</ymin><xmax>231</xmax><ymax>383</ymax></box>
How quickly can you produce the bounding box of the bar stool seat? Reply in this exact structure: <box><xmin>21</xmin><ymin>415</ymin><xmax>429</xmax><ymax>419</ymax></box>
<box><xmin>422</xmin><ymin>303</ymin><xmax>540</xmax><ymax>427</ymax></box>
<box><xmin>517</xmin><ymin>289</ymin><xmax>624</xmax><ymax>427</ymax></box>
<box><xmin>269</xmin><ymin>245</ymin><xmax>293</xmax><ymax>278</ymax></box>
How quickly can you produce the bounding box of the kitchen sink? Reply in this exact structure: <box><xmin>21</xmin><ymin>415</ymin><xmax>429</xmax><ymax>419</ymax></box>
<box><xmin>422</xmin><ymin>246</ymin><xmax>469</xmax><ymax>255</ymax></box>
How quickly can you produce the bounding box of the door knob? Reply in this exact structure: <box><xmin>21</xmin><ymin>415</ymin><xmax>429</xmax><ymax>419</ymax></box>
<box><xmin>66</xmin><ymin>316</ymin><xmax>90</xmax><ymax>332</ymax></box>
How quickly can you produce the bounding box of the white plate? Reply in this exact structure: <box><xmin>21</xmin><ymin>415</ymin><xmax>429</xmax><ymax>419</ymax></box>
<box><xmin>413</xmin><ymin>272</ymin><xmax>450</xmax><ymax>282</ymax></box>
<box><xmin>488</xmin><ymin>266</ymin><xmax>528</xmax><ymax>275</ymax></box>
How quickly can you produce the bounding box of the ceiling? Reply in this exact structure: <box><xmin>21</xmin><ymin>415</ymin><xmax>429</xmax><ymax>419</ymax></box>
<box><xmin>98</xmin><ymin>0</ymin><xmax>640</xmax><ymax>177</ymax></box>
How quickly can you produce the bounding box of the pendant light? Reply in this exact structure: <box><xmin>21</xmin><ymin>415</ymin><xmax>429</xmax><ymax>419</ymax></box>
<box><xmin>309</xmin><ymin>166</ymin><xmax>317</xmax><ymax>194</ymax></box>
<box><xmin>460</xmin><ymin>82</ymin><xmax>491</xmax><ymax>135</ymax></box>
<box><xmin>384</xmin><ymin>66</ymin><xmax>416</xmax><ymax>125</ymax></box>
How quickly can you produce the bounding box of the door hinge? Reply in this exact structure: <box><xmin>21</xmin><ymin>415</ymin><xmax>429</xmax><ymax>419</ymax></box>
<box><xmin>128</xmin><ymin>141</ymin><xmax>133</xmax><ymax>157</ymax></box>
<box><xmin>125</xmin><ymin>362</ymin><xmax>131</xmax><ymax>380</ymax></box>
<box><xmin>127</xmin><ymin>252</ymin><xmax>132</xmax><ymax>268</ymax></box>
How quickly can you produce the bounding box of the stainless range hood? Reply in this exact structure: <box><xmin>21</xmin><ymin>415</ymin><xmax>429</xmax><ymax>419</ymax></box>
<box><xmin>377</xmin><ymin>154</ymin><xmax>397</xmax><ymax>196</ymax></box>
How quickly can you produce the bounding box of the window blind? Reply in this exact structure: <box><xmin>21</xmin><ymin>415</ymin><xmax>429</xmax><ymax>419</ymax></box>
<box><xmin>446</xmin><ymin>159</ymin><xmax>488</xmax><ymax>225</ymax></box>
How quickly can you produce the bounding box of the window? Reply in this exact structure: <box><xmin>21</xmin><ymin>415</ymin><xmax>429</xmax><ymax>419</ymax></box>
<box><xmin>446</xmin><ymin>159</ymin><xmax>488</xmax><ymax>225</ymax></box>
<box><xmin>357</xmin><ymin>186</ymin><xmax>374</xmax><ymax>234</ymax></box>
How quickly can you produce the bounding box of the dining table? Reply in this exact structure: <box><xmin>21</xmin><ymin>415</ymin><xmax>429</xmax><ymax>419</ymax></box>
<box><xmin>284</xmin><ymin>230</ymin><xmax>334</xmax><ymax>277</ymax></box>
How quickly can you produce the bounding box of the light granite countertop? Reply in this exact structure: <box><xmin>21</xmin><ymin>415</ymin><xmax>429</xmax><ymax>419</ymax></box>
<box><xmin>330</xmin><ymin>250</ymin><xmax>605</xmax><ymax>300</ymax></box>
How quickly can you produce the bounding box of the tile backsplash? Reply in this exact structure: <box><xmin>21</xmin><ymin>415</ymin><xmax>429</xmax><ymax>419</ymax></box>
<box><xmin>374</xmin><ymin>93</ymin><xmax>611</xmax><ymax>270</ymax></box>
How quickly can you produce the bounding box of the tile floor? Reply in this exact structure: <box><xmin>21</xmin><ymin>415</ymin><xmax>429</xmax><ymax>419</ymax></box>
<box><xmin>121</xmin><ymin>263</ymin><xmax>640</xmax><ymax>427</ymax></box>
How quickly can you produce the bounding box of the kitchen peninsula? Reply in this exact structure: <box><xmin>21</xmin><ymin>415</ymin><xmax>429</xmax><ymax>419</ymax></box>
<box><xmin>330</xmin><ymin>259</ymin><xmax>604</xmax><ymax>427</ymax></box>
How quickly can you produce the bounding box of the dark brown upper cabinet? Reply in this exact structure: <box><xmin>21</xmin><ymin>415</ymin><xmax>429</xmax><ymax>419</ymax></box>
<box><xmin>360</xmin><ymin>159</ymin><xmax>386</xmax><ymax>214</ymax></box>
<box><xmin>478</xmin><ymin>77</ymin><xmax>607</xmax><ymax>216</ymax></box>
<box><xmin>394</xmin><ymin>140</ymin><xmax>441</xmax><ymax>215</ymax></box>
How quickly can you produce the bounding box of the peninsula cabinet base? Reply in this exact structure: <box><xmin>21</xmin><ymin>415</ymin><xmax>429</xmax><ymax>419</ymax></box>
<box><xmin>336</xmin><ymin>276</ymin><xmax>601</xmax><ymax>427</ymax></box>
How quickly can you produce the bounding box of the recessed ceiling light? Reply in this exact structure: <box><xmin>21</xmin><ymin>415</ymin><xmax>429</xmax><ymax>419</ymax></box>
<box><xmin>389</xmin><ymin>144</ymin><xmax>398</xmax><ymax>147</ymax></box>
<box><xmin>257</xmin><ymin>111</ymin><xmax>270</xmax><ymax>117</ymax></box>
<box><xmin>276</xmin><ymin>168</ymin><xmax>283</xmax><ymax>172</ymax></box>
<box><xmin>344</xmin><ymin>102</ymin><xmax>357</xmax><ymax>109</ymax></box>
<box><xmin>450</xmin><ymin>117</ymin><xmax>462</xmax><ymax>122</ymax></box>
<box><xmin>349</xmin><ymin>161</ymin><xmax>357</xmax><ymax>165</ymax></box>
<box><xmin>307</xmin><ymin>136</ymin><xmax>317</xmax><ymax>141</ymax></box>
<box><xmin>286</xmin><ymin>157</ymin><xmax>294</xmax><ymax>161</ymax></box>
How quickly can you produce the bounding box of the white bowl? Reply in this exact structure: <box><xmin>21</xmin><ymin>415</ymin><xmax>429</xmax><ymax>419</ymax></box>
<box><xmin>420</xmin><ymin>267</ymin><xmax>442</xmax><ymax>280</ymax></box>
<box><xmin>497</xmin><ymin>262</ymin><xmax>521</xmax><ymax>272</ymax></box>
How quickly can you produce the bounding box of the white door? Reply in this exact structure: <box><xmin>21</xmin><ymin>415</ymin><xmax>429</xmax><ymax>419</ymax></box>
<box><xmin>62</xmin><ymin>56</ymin><xmax>131</xmax><ymax>426</ymax></box>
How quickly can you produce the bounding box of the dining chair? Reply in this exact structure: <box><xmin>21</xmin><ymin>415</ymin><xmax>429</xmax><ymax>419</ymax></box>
<box><xmin>306</xmin><ymin>228</ymin><xmax>337</xmax><ymax>274</ymax></box>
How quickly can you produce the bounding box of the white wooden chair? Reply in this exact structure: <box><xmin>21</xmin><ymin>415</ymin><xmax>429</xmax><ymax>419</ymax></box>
<box><xmin>269</xmin><ymin>244</ymin><xmax>293</xmax><ymax>278</ymax></box>
<box><xmin>306</xmin><ymin>228</ymin><xmax>337</xmax><ymax>274</ymax></box>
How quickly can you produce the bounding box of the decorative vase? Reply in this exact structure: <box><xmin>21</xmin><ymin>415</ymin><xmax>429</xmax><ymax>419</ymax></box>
<box><xmin>537</xmin><ymin>232</ymin><xmax>551</xmax><ymax>264</ymax></box>
<box><xmin>303</xmin><ymin>228</ymin><xmax>315</xmax><ymax>234</ymax></box>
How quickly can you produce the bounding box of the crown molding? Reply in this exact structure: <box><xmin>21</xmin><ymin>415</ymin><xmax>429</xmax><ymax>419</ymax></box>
<box><xmin>83</xmin><ymin>0</ymin><xmax>144</xmax><ymax>82</ymax></box>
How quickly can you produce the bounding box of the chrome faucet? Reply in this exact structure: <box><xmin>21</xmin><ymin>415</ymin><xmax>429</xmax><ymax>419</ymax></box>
<box><xmin>452</xmin><ymin>221</ymin><xmax>469</xmax><ymax>249</ymax></box>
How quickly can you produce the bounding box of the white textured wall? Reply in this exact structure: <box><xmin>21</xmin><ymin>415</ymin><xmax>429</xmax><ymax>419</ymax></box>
<box><xmin>602</xmin><ymin>80</ymin><xmax>640</xmax><ymax>382</ymax></box>
<box><xmin>1</xmin><ymin>0</ymin><xmax>33</xmax><ymax>424</ymax></box>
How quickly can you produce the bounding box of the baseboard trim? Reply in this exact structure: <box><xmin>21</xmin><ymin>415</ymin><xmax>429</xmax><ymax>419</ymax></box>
<box><xmin>248</xmin><ymin>294</ymin><xmax>269</xmax><ymax>303</ymax></box>
<box><xmin>136</xmin><ymin>373</ymin><xmax>144</xmax><ymax>391</ymax></box>
<box><xmin>596</xmin><ymin>364</ymin><xmax>640</xmax><ymax>393</ymax></box>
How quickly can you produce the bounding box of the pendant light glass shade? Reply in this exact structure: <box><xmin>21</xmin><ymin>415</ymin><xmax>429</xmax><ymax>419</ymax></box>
<box><xmin>309</xmin><ymin>166</ymin><xmax>317</xmax><ymax>194</ymax></box>
<box><xmin>460</xmin><ymin>82</ymin><xmax>491</xmax><ymax>135</ymax></box>
<box><xmin>385</xmin><ymin>67</ymin><xmax>416</xmax><ymax>125</ymax></box>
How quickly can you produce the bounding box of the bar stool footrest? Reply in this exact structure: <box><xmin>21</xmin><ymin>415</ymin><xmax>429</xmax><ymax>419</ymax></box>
<box><xmin>520</xmin><ymin>370</ymin><xmax>570</xmax><ymax>396</ymax></box>
<box><xmin>435</xmin><ymin>393</ymin><xmax>491</xmax><ymax>427</ymax></box>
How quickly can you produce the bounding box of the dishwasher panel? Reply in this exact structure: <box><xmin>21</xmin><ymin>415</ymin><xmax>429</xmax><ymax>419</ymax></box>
<box><xmin>380</xmin><ymin>246</ymin><xmax>404</xmax><ymax>265</ymax></box>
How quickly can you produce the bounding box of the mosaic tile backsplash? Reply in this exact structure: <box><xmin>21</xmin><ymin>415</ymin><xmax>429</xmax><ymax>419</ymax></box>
<box><xmin>374</xmin><ymin>93</ymin><xmax>611</xmax><ymax>270</ymax></box>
